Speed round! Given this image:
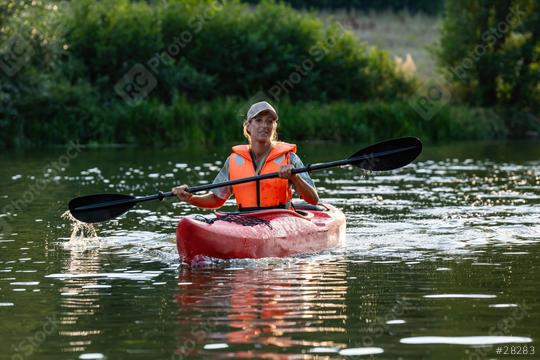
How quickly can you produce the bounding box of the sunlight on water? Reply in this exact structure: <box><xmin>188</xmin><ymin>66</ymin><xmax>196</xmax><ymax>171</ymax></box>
<box><xmin>424</xmin><ymin>294</ymin><xmax>497</xmax><ymax>299</ymax></box>
<box><xmin>1</xmin><ymin>143</ymin><xmax>538</xmax><ymax>359</ymax></box>
<box><xmin>400</xmin><ymin>336</ymin><xmax>533</xmax><ymax>345</ymax></box>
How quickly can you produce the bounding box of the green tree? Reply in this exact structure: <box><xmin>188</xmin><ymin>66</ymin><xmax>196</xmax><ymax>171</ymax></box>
<box><xmin>63</xmin><ymin>0</ymin><xmax>413</xmax><ymax>103</ymax></box>
<box><xmin>1</xmin><ymin>0</ymin><xmax>69</xmax><ymax>146</ymax></box>
<box><xmin>435</xmin><ymin>0</ymin><xmax>540</xmax><ymax>110</ymax></box>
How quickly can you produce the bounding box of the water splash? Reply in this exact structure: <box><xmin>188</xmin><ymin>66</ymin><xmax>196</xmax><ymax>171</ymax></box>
<box><xmin>61</xmin><ymin>210</ymin><xmax>98</xmax><ymax>241</ymax></box>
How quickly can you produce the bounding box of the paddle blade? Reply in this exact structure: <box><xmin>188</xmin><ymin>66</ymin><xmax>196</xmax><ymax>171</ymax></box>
<box><xmin>68</xmin><ymin>194</ymin><xmax>136</xmax><ymax>223</ymax></box>
<box><xmin>349</xmin><ymin>137</ymin><xmax>422</xmax><ymax>171</ymax></box>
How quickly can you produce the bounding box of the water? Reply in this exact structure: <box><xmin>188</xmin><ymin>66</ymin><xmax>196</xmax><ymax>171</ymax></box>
<box><xmin>0</xmin><ymin>141</ymin><xmax>539</xmax><ymax>359</ymax></box>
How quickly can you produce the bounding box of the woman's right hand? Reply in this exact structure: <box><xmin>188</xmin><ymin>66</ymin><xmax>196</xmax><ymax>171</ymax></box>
<box><xmin>172</xmin><ymin>185</ymin><xmax>193</xmax><ymax>203</ymax></box>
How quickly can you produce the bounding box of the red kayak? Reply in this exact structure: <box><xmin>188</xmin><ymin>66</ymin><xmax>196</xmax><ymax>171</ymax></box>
<box><xmin>176</xmin><ymin>203</ymin><xmax>346</xmax><ymax>263</ymax></box>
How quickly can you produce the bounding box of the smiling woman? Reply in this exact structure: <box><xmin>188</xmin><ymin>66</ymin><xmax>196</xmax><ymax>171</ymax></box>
<box><xmin>243</xmin><ymin>105</ymin><xmax>279</xmax><ymax>143</ymax></box>
<box><xmin>172</xmin><ymin>101</ymin><xmax>319</xmax><ymax>211</ymax></box>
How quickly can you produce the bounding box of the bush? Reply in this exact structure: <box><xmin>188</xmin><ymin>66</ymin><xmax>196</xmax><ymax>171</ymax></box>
<box><xmin>1</xmin><ymin>0</ymin><xmax>70</xmax><ymax>146</ymax></box>
<box><xmin>64</xmin><ymin>0</ymin><xmax>164</xmax><ymax>89</ymax></box>
<box><xmin>1</xmin><ymin>0</ymin><xmax>417</xmax><ymax>147</ymax></box>
<box><xmin>61</xmin><ymin>0</ymin><xmax>414</xmax><ymax>103</ymax></box>
<box><xmin>15</xmin><ymin>77</ymin><xmax>98</xmax><ymax>146</ymax></box>
<box><xmin>2</xmin><ymin>0</ymin><xmax>538</xmax><ymax>148</ymax></box>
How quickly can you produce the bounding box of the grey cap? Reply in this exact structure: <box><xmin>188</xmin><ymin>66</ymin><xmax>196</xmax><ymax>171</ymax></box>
<box><xmin>247</xmin><ymin>101</ymin><xmax>278</xmax><ymax>120</ymax></box>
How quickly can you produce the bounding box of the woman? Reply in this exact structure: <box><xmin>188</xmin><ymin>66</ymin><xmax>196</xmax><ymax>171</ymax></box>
<box><xmin>172</xmin><ymin>101</ymin><xmax>319</xmax><ymax>210</ymax></box>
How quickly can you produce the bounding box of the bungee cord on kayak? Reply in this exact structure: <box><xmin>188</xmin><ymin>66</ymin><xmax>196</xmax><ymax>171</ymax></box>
<box><xmin>192</xmin><ymin>213</ymin><xmax>273</xmax><ymax>229</ymax></box>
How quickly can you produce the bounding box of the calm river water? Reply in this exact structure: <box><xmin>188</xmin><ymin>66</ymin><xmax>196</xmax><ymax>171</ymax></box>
<box><xmin>0</xmin><ymin>141</ymin><xmax>539</xmax><ymax>359</ymax></box>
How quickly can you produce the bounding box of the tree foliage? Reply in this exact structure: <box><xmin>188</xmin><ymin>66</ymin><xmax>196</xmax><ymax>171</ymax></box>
<box><xmin>0</xmin><ymin>0</ymin><xmax>415</xmax><ymax>147</ymax></box>
<box><xmin>61</xmin><ymin>0</ymin><xmax>413</xmax><ymax>103</ymax></box>
<box><xmin>435</xmin><ymin>0</ymin><xmax>540</xmax><ymax>110</ymax></box>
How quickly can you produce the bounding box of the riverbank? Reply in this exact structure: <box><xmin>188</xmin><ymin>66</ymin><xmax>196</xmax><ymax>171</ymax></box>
<box><xmin>3</xmin><ymin>98</ymin><xmax>538</xmax><ymax>148</ymax></box>
<box><xmin>1</xmin><ymin>1</ymin><xmax>538</xmax><ymax>149</ymax></box>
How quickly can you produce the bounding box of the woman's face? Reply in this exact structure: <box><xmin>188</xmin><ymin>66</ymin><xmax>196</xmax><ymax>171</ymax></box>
<box><xmin>247</xmin><ymin>111</ymin><xmax>277</xmax><ymax>143</ymax></box>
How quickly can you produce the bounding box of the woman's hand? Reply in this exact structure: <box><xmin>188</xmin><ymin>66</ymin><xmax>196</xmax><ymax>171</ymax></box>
<box><xmin>279</xmin><ymin>165</ymin><xmax>319</xmax><ymax>205</ymax></box>
<box><xmin>278</xmin><ymin>164</ymin><xmax>297</xmax><ymax>180</ymax></box>
<box><xmin>172</xmin><ymin>185</ymin><xmax>193</xmax><ymax>203</ymax></box>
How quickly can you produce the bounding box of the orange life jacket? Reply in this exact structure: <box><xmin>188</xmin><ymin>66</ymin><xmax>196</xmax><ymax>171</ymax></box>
<box><xmin>229</xmin><ymin>142</ymin><xmax>296</xmax><ymax>209</ymax></box>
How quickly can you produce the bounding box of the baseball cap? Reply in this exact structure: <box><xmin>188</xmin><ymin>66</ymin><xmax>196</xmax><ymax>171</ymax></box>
<box><xmin>247</xmin><ymin>101</ymin><xmax>278</xmax><ymax>121</ymax></box>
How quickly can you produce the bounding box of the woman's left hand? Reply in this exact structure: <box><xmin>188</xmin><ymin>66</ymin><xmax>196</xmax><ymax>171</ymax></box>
<box><xmin>278</xmin><ymin>164</ymin><xmax>297</xmax><ymax>180</ymax></box>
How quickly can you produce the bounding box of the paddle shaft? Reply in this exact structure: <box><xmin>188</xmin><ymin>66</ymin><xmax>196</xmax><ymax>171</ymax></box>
<box><xmin>74</xmin><ymin>145</ymin><xmax>414</xmax><ymax>212</ymax></box>
<box><xmin>187</xmin><ymin>145</ymin><xmax>413</xmax><ymax>193</ymax></box>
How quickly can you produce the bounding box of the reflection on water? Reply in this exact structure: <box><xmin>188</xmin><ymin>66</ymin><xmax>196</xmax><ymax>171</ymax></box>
<box><xmin>175</xmin><ymin>263</ymin><xmax>349</xmax><ymax>357</ymax></box>
<box><xmin>0</xmin><ymin>141</ymin><xmax>539</xmax><ymax>359</ymax></box>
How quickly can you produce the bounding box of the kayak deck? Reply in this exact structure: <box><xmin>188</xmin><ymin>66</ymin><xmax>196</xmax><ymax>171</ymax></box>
<box><xmin>176</xmin><ymin>203</ymin><xmax>346</xmax><ymax>263</ymax></box>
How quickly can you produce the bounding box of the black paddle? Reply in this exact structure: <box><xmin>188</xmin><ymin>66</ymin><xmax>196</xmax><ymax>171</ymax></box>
<box><xmin>68</xmin><ymin>136</ymin><xmax>422</xmax><ymax>223</ymax></box>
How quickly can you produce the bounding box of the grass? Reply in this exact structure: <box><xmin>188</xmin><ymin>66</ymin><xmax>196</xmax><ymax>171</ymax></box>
<box><xmin>317</xmin><ymin>9</ymin><xmax>441</xmax><ymax>81</ymax></box>
<box><xmin>5</xmin><ymin>97</ymin><xmax>520</xmax><ymax>148</ymax></box>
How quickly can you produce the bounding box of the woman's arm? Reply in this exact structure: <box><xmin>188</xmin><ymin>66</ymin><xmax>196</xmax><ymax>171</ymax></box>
<box><xmin>289</xmin><ymin>174</ymin><xmax>319</xmax><ymax>205</ymax></box>
<box><xmin>281</xmin><ymin>153</ymin><xmax>319</xmax><ymax>205</ymax></box>
<box><xmin>172</xmin><ymin>185</ymin><xmax>227</xmax><ymax>209</ymax></box>
<box><xmin>278</xmin><ymin>165</ymin><xmax>319</xmax><ymax>205</ymax></box>
<box><xmin>172</xmin><ymin>157</ymin><xmax>231</xmax><ymax>209</ymax></box>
